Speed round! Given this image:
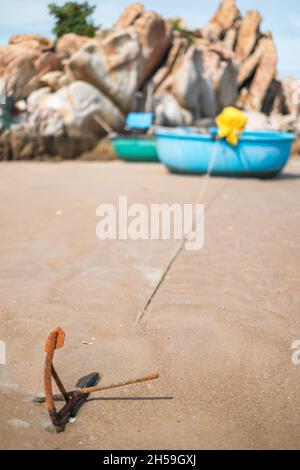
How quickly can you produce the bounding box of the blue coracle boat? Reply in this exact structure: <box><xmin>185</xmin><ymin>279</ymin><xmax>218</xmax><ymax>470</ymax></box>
<box><xmin>155</xmin><ymin>127</ymin><xmax>295</xmax><ymax>177</ymax></box>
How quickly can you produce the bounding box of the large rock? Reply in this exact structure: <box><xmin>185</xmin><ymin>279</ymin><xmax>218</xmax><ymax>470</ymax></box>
<box><xmin>3</xmin><ymin>51</ymin><xmax>62</xmax><ymax>100</ymax></box>
<box><xmin>9</xmin><ymin>34</ymin><xmax>53</xmax><ymax>49</ymax></box>
<box><xmin>154</xmin><ymin>92</ymin><xmax>193</xmax><ymax>126</ymax></box>
<box><xmin>217</xmin><ymin>56</ymin><xmax>239</xmax><ymax>111</ymax></box>
<box><xmin>151</xmin><ymin>37</ymin><xmax>238</xmax><ymax>125</ymax></box>
<box><xmin>1</xmin><ymin>50</ymin><xmax>40</xmax><ymax>99</ymax></box>
<box><xmin>244</xmin><ymin>110</ymin><xmax>299</xmax><ymax>134</ymax></box>
<box><xmin>56</xmin><ymin>33</ymin><xmax>90</xmax><ymax>57</ymax></box>
<box><xmin>1</xmin><ymin>80</ymin><xmax>124</xmax><ymax>159</ymax></box>
<box><xmin>0</xmin><ymin>0</ymin><xmax>296</xmax><ymax>159</ymax></box>
<box><xmin>66</xmin><ymin>32</ymin><xmax>141</xmax><ymax>113</ymax></box>
<box><xmin>223</xmin><ymin>23</ymin><xmax>240</xmax><ymax>51</ymax></box>
<box><xmin>244</xmin><ymin>110</ymin><xmax>271</xmax><ymax>130</ymax></box>
<box><xmin>269</xmin><ymin>113</ymin><xmax>299</xmax><ymax>132</ymax></box>
<box><xmin>115</xmin><ymin>3</ymin><xmax>144</xmax><ymax>28</ymax></box>
<box><xmin>172</xmin><ymin>46</ymin><xmax>217</xmax><ymax>118</ymax></box>
<box><xmin>142</xmin><ymin>36</ymin><xmax>189</xmax><ymax>115</ymax></box>
<box><xmin>0</xmin><ymin>44</ymin><xmax>39</xmax><ymax>77</ymax></box>
<box><xmin>66</xmin><ymin>9</ymin><xmax>171</xmax><ymax>114</ymax></box>
<box><xmin>152</xmin><ymin>44</ymin><xmax>217</xmax><ymax>123</ymax></box>
<box><xmin>0</xmin><ymin>122</ymin><xmax>101</xmax><ymax>160</ymax></box>
<box><xmin>152</xmin><ymin>36</ymin><xmax>189</xmax><ymax>93</ymax></box>
<box><xmin>27</xmin><ymin>87</ymin><xmax>52</xmax><ymax>112</ymax></box>
<box><xmin>0</xmin><ymin>81</ymin><xmax>125</xmax><ymax>160</ymax></box>
<box><xmin>40</xmin><ymin>71</ymin><xmax>65</xmax><ymax>91</ymax></box>
<box><xmin>242</xmin><ymin>35</ymin><xmax>277</xmax><ymax>111</ymax></box>
<box><xmin>33</xmin><ymin>80</ymin><xmax>125</xmax><ymax>136</ymax></box>
<box><xmin>153</xmin><ymin>42</ymin><xmax>238</xmax><ymax>125</ymax></box>
<box><xmin>262</xmin><ymin>79</ymin><xmax>287</xmax><ymax>116</ymax></box>
<box><xmin>282</xmin><ymin>76</ymin><xmax>300</xmax><ymax>116</ymax></box>
<box><xmin>237</xmin><ymin>37</ymin><xmax>265</xmax><ymax>86</ymax></box>
<box><xmin>201</xmin><ymin>45</ymin><xmax>238</xmax><ymax>112</ymax></box>
<box><xmin>0</xmin><ymin>129</ymin><xmax>13</xmax><ymax>160</ymax></box>
<box><xmin>0</xmin><ymin>36</ymin><xmax>62</xmax><ymax>100</ymax></box>
<box><xmin>130</xmin><ymin>11</ymin><xmax>172</xmax><ymax>87</ymax></box>
<box><xmin>235</xmin><ymin>10</ymin><xmax>262</xmax><ymax>60</ymax></box>
<box><xmin>202</xmin><ymin>0</ymin><xmax>240</xmax><ymax>41</ymax></box>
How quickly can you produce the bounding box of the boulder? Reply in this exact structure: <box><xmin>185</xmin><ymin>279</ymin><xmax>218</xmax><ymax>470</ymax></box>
<box><xmin>244</xmin><ymin>110</ymin><xmax>299</xmax><ymax>134</ymax></box>
<box><xmin>269</xmin><ymin>113</ymin><xmax>300</xmax><ymax>134</ymax></box>
<box><xmin>0</xmin><ymin>0</ymin><xmax>296</xmax><ymax>159</ymax></box>
<box><xmin>30</xmin><ymin>80</ymin><xmax>124</xmax><ymax>137</ymax></box>
<box><xmin>0</xmin><ymin>122</ymin><xmax>100</xmax><ymax>160</ymax></box>
<box><xmin>66</xmin><ymin>10</ymin><xmax>171</xmax><ymax>113</ymax></box>
<box><xmin>282</xmin><ymin>76</ymin><xmax>300</xmax><ymax>116</ymax></box>
<box><xmin>237</xmin><ymin>37</ymin><xmax>265</xmax><ymax>86</ymax></box>
<box><xmin>201</xmin><ymin>46</ymin><xmax>238</xmax><ymax>112</ymax></box>
<box><xmin>130</xmin><ymin>11</ymin><xmax>172</xmax><ymax>87</ymax></box>
<box><xmin>152</xmin><ymin>37</ymin><xmax>189</xmax><ymax>93</ymax></box>
<box><xmin>202</xmin><ymin>0</ymin><xmax>240</xmax><ymax>41</ymax></box>
<box><xmin>27</xmin><ymin>87</ymin><xmax>51</xmax><ymax>112</ymax></box>
<box><xmin>223</xmin><ymin>25</ymin><xmax>239</xmax><ymax>51</ymax></box>
<box><xmin>217</xmin><ymin>58</ymin><xmax>239</xmax><ymax>111</ymax></box>
<box><xmin>56</xmin><ymin>33</ymin><xmax>90</xmax><ymax>57</ymax></box>
<box><xmin>0</xmin><ymin>44</ymin><xmax>40</xmax><ymax>77</ymax></box>
<box><xmin>244</xmin><ymin>110</ymin><xmax>271</xmax><ymax>130</ymax></box>
<box><xmin>154</xmin><ymin>92</ymin><xmax>193</xmax><ymax>126</ymax></box>
<box><xmin>242</xmin><ymin>35</ymin><xmax>277</xmax><ymax>111</ymax></box>
<box><xmin>2</xmin><ymin>51</ymin><xmax>41</xmax><ymax>100</ymax></box>
<box><xmin>115</xmin><ymin>3</ymin><xmax>144</xmax><ymax>28</ymax></box>
<box><xmin>172</xmin><ymin>46</ymin><xmax>217</xmax><ymax>118</ymax></box>
<box><xmin>235</xmin><ymin>10</ymin><xmax>262</xmax><ymax>61</ymax></box>
<box><xmin>292</xmin><ymin>132</ymin><xmax>300</xmax><ymax>154</ymax></box>
<box><xmin>66</xmin><ymin>33</ymin><xmax>140</xmax><ymax>113</ymax></box>
<box><xmin>9</xmin><ymin>34</ymin><xmax>53</xmax><ymax>49</ymax></box>
<box><xmin>40</xmin><ymin>71</ymin><xmax>64</xmax><ymax>91</ymax></box>
<box><xmin>151</xmin><ymin>39</ymin><xmax>238</xmax><ymax>124</ymax></box>
<box><xmin>152</xmin><ymin>44</ymin><xmax>216</xmax><ymax>122</ymax></box>
<box><xmin>35</xmin><ymin>51</ymin><xmax>62</xmax><ymax>75</ymax></box>
<box><xmin>152</xmin><ymin>43</ymin><xmax>238</xmax><ymax>124</ymax></box>
<box><xmin>0</xmin><ymin>129</ymin><xmax>12</xmax><ymax>160</ymax></box>
<box><xmin>0</xmin><ymin>80</ymin><xmax>126</xmax><ymax>160</ymax></box>
<box><xmin>0</xmin><ymin>42</ymin><xmax>62</xmax><ymax>100</ymax></box>
<box><xmin>8</xmin><ymin>124</ymin><xmax>45</xmax><ymax>160</ymax></box>
<box><xmin>262</xmin><ymin>79</ymin><xmax>287</xmax><ymax>116</ymax></box>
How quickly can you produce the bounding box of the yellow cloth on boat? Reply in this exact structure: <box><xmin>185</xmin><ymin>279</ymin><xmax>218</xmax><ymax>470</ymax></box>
<box><xmin>216</xmin><ymin>107</ymin><xmax>248</xmax><ymax>146</ymax></box>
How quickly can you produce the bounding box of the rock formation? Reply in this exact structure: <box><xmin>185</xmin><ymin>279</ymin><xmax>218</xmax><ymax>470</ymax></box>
<box><xmin>0</xmin><ymin>0</ymin><xmax>299</xmax><ymax>159</ymax></box>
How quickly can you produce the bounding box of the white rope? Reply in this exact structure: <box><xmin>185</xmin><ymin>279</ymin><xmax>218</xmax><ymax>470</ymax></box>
<box><xmin>195</xmin><ymin>137</ymin><xmax>220</xmax><ymax>204</ymax></box>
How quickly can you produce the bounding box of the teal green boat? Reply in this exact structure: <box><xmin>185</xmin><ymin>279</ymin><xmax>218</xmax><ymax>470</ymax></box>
<box><xmin>111</xmin><ymin>135</ymin><xmax>158</xmax><ymax>162</ymax></box>
<box><xmin>111</xmin><ymin>113</ymin><xmax>159</xmax><ymax>162</ymax></box>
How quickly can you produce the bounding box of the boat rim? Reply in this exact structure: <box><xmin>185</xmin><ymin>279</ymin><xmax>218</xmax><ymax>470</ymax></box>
<box><xmin>155</xmin><ymin>126</ymin><xmax>295</xmax><ymax>142</ymax></box>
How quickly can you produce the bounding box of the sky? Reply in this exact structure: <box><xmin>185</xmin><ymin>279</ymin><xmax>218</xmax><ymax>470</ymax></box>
<box><xmin>0</xmin><ymin>0</ymin><xmax>300</xmax><ymax>79</ymax></box>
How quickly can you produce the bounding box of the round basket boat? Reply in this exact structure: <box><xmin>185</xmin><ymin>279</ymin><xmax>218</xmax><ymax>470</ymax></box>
<box><xmin>111</xmin><ymin>135</ymin><xmax>159</xmax><ymax>162</ymax></box>
<box><xmin>155</xmin><ymin>127</ymin><xmax>295</xmax><ymax>177</ymax></box>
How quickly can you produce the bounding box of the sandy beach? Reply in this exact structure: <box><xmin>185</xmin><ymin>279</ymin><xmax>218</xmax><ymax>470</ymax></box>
<box><xmin>0</xmin><ymin>159</ymin><xmax>300</xmax><ymax>449</ymax></box>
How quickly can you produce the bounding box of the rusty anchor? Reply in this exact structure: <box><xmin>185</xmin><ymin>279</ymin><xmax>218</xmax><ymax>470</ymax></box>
<box><xmin>33</xmin><ymin>326</ymin><xmax>159</xmax><ymax>433</ymax></box>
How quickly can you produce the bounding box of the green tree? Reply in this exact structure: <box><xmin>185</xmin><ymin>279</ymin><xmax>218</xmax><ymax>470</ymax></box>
<box><xmin>171</xmin><ymin>19</ymin><xmax>194</xmax><ymax>45</ymax></box>
<box><xmin>48</xmin><ymin>1</ymin><xmax>99</xmax><ymax>38</ymax></box>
